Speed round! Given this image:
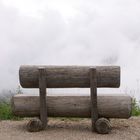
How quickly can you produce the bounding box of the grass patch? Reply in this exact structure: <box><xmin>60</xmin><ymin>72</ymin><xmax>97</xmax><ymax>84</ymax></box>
<box><xmin>0</xmin><ymin>101</ymin><xmax>22</xmax><ymax>120</ymax></box>
<box><xmin>132</xmin><ymin>98</ymin><xmax>140</xmax><ymax>116</ymax></box>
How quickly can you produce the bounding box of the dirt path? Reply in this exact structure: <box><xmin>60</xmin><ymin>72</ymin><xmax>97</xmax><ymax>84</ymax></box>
<box><xmin>0</xmin><ymin>117</ymin><xmax>140</xmax><ymax>140</ymax></box>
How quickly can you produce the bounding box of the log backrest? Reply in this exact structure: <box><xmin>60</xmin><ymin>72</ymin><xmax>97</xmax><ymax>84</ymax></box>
<box><xmin>19</xmin><ymin>65</ymin><xmax>120</xmax><ymax>88</ymax></box>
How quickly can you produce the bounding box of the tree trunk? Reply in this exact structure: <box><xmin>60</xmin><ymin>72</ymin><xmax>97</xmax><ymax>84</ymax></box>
<box><xmin>19</xmin><ymin>66</ymin><xmax>120</xmax><ymax>88</ymax></box>
<box><xmin>11</xmin><ymin>94</ymin><xmax>131</xmax><ymax>118</ymax></box>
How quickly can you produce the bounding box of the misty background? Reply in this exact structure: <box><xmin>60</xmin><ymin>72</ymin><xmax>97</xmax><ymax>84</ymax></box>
<box><xmin>0</xmin><ymin>0</ymin><xmax>140</xmax><ymax>100</ymax></box>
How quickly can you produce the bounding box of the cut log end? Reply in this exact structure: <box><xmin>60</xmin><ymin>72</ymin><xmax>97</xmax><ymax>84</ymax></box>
<box><xmin>95</xmin><ymin>118</ymin><xmax>111</xmax><ymax>134</ymax></box>
<box><xmin>27</xmin><ymin>118</ymin><xmax>43</xmax><ymax>132</ymax></box>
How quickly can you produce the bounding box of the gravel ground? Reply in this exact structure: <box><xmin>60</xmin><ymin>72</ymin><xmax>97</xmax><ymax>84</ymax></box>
<box><xmin>0</xmin><ymin>117</ymin><xmax>140</xmax><ymax>140</ymax></box>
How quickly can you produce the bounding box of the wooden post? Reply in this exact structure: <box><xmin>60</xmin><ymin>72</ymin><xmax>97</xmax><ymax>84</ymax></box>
<box><xmin>90</xmin><ymin>68</ymin><xmax>98</xmax><ymax>132</ymax></box>
<box><xmin>39</xmin><ymin>67</ymin><xmax>48</xmax><ymax>129</ymax></box>
<box><xmin>26</xmin><ymin>67</ymin><xmax>48</xmax><ymax>132</ymax></box>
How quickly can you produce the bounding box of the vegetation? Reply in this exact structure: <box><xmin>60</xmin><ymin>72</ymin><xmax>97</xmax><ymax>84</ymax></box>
<box><xmin>0</xmin><ymin>101</ymin><xmax>22</xmax><ymax>120</ymax></box>
<box><xmin>0</xmin><ymin>102</ymin><xmax>13</xmax><ymax>120</ymax></box>
<box><xmin>0</xmin><ymin>86</ymin><xmax>23</xmax><ymax>120</ymax></box>
<box><xmin>132</xmin><ymin>98</ymin><xmax>140</xmax><ymax>116</ymax></box>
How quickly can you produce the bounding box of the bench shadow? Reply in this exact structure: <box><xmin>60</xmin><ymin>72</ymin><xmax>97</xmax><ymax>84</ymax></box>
<box><xmin>17</xmin><ymin>119</ymin><xmax>92</xmax><ymax>133</ymax></box>
<box><xmin>16</xmin><ymin>119</ymin><xmax>130</xmax><ymax>135</ymax></box>
<box><xmin>47</xmin><ymin>121</ymin><xmax>91</xmax><ymax>132</ymax></box>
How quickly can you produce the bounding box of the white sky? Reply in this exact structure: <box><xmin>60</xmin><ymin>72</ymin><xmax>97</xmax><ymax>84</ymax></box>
<box><xmin>0</xmin><ymin>0</ymin><xmax>140</xmax><ymax>99</ymax></box>
<box><xmin>2</xmin><ymin>0</ymin><xmax>78</xmax><ymax>19</ymax></box>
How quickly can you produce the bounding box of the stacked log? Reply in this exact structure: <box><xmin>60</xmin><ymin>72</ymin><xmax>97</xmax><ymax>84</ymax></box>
<box><xmin>11</xmin><ymin>94</ymin><xmax>132</xmax><ymax>118</ymax></box>
<box><xmin>19</xmin><ymin>66</ymin><xmax>120</xmax><ymax>88</ymax></box>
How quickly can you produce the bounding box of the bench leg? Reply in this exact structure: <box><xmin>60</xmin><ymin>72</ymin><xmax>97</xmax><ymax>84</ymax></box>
<box><xmin>90</xmin><ymin>68</ymin><xmax>98</xmax><ymax>132</ymax></box>
<box><xmin>90</xmin><ymin>68</ymin><xmax>111</xmax><ymax>134</ymax></box>
<box><xmin>39</xmin><ymin>68</ymin><xmax>48</xmax><ymax>129</ymax></box>
<box><xmin>27</xmin><ymin>68</ymin><xmax>48</xmax><ymax>132</ymax></box>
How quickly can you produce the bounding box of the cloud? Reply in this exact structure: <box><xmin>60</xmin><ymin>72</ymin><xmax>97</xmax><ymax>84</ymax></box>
<box><xmin>0</xmin><ymin>0</ymin><xmax>140</xmax><ymax>99</ymax></box>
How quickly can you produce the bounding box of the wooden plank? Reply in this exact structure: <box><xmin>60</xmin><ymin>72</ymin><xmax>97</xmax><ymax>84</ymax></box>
<box><xmin>11</xmin><ymin>94</ymin><xmax>132</xmax><ymax>118</ymax></box>
<box><xmin>39</xmin><ymin>68</ymin><xmax>47</xmax><ymax>129</ymax></box>
<box><xmin>19</xmin><ymin>65</ymin><xmax>120</xmax><ymax>88</ymax></box>
<box><xmin>90</xmin><ymin>68</ymin><xmax>98</xmax><ymax>131</ymax></box>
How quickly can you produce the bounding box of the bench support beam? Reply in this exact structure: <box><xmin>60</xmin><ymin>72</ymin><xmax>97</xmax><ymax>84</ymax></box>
<box><xmin>27</xmin><ymin>67</ymin><xmax>48</xmax><ymax>132</ymax></box>
<box><xmin>90</xmin><ymin>68</ymin><xmax>98</xmax><ymax>131</ymax></box>
<box><xmin>39</xmin><ymin>67</ymin><xmax>48</xmax><ymax>129</ymax></box>
<box><xmin>90</xmin><ymin>68</ymin><xmax>111</xmax><ymax>134</ymax></box>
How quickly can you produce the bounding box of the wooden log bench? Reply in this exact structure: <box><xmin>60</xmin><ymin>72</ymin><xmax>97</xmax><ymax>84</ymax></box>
<box><xmin>11</xmin><ymin>65</ymin><xmax>132</xmax><ymax>134</ymax></box>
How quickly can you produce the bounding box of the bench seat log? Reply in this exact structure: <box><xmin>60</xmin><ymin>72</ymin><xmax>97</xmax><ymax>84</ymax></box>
<box><xmin>11</xmin><ymin>94</ymin><xmax>132</xmax><ymax>119</ymax></box>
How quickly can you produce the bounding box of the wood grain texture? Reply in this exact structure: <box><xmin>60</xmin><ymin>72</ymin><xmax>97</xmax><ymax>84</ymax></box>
<box><xmin>11</xmin><ymin>94</ymin><xmax>132</xmax><ymax>118</ymax></box>
<box><xmin>90</xmin><ymin>68</ymin><xmax>98</xmax><ymax>131</ymax></box>
<box><xmin>95</xmin><ymin>118</ymin><xmax>111</xmax><ymax>134</ymax></box>
<box><xmin>27</xmin><ymin>118</ymin><xmax>43</xmax><ymax>132</ymax></box>
<box><xmin>19</xmin><ymin>65</ymin><xmax>120</xmax><ymax>88</ymax></box>
<box><xmin>38</xmin><ymin>68</ymin><xmax>47</xmax><ymax>129</ymax></box>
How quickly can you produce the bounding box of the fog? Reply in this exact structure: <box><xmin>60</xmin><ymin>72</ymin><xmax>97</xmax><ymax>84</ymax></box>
<box><xmin>0</xmin><ymin>0</ymin><xmax>140</xmax><ymax>100</ymax></box>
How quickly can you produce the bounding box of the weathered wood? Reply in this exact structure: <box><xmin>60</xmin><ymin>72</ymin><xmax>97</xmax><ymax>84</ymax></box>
<box><xmin>38</xmin><ymin>68</ymin><xmax>47</xmax><ymax>129</ymax></box>
<box><xmin>90</xmin><ymin>68</ymin><xmax>98</xmax><ymax>131</ymax></box>
<box><xmin>27</xmin><ymin>118</ymin><xmax>43</xmax><ymax>132</ymax></box>
<box><xmin>11</xmin><ymin>94</ymin><xmax>132</xmax><ymax>118</ymax></box>
<box><xmin>95</xmin><ymin>118</ymin><xmax>111</xmax><ymax>134</ymax></box>
<box><xmin>19</xmin><ymin>65</ymin><xmax>120</xmax><ymax>88</ymax></box>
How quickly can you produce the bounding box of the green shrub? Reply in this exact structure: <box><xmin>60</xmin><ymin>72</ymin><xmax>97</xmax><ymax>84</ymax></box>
<box><xmin>132</xmin><ymin>98</ymin><xmax>140</xmax><ymax>116</ymax></box>
<box><xmin>0</xmin><ymin>101</ymin><xmax>21</xmax><ymax>120</ymax></box>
